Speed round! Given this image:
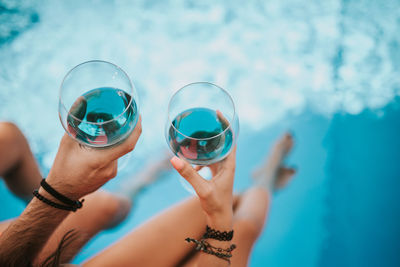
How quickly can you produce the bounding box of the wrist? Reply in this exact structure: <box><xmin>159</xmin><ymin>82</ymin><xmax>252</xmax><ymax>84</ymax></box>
<box><xmin>206</xmin><ymin>210</ymin><xmax>233</xmax><ymax>231</ymax></box>
<box><xmin>32</xmin><ymin>189</ymin><xmax>70</xmax><ymax>215</ymax></box>
<box><xmin>38</xmin><ymin>186</ymin><xmax>62</xmax><ymax>204</ymax></box>
<box><xmin>45</xmin><ymin>174</ymin><xmax>81</xmax><ymax>200</ymax></box>
<box><xmin>34</xmin><ymin>178</ymin><xmax>85</xmax><ymax>212</ymax></box>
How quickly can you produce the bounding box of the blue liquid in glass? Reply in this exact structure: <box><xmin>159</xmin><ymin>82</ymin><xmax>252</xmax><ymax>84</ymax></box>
<box><xmin>169</xmin><ymin>107</ymin><xmax>233</xmax><ymax>165</ymax></box>
<box><xmin>67</xmin><ymin>87</ymin><xmax>138</xmax><ymax>147</ymax></box>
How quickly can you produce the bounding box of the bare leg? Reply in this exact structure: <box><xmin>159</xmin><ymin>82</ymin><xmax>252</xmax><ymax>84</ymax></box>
<box><xmin>0</xmin><ymin>137</ymin><xmax>174</xmax><ymax>265</ymax></box>
<box><xmin>83</xmin><ymin>196</ymin><xmax>207</xmax><ymax>267</ymax></box>
<box><xmin>0</xmin><ymin>191</ymin><xmax>131</xmax><ymax>264</ymax></box>
<box><xmin>35</xmin><ymin>155</ymin><xmax>174</xmax><ymax>264</ymax></box>
<box><xmin>0</xmin><ymin>122</ymin><xmax>42</xmax><ymax>201</ymax></box>
<box><xmin>83</xmin><ymin>192</ymin><xmax>240</xmax><ymax>267</ymax></box>
<box><xmin>0</xmin><ymin>122</ymin><xmax>132</xmax><ymax>263</ymax></box>
<box><xmin>86</xmin><ymin>134</ymin><xmax>294</xmax><ymax>266</ymax></box>
<box><xmin>252</xmin><ymin>133</ymin><xmax>295</xmax><ymax>191</ymax></box>
<box><xmin>34</xmin><ymin>190</ymin><xmax>131</xmax><ymax>264</ymax></box>
<box><xmin>183</xmin><ymin>133</ymin><xmax>296</xmax><ymax>267</ymax></box>
<box><xmin>231</xmin><ymin>133</ymin><xmax>295</xmax><ymax>266</ymax></box>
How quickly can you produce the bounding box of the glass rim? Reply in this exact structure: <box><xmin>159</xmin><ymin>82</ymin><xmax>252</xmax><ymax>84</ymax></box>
<box><xmin>167</xmin><ymin>81</ymin><xmax>236</xmax><ymax>141</ymax></box>
<box><xmin>59</xmin><ymin>59</ymin><xmax>136</xmax><ymax>126</ymax></box>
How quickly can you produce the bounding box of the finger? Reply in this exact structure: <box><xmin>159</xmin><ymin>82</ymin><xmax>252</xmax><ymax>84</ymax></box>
<box><xmin>105</xmin><ymin>116</ymin><xmax>142</xmax><ymax>160</ymax></box>
<box><xmin>216</xmin><ymin>110</ymin><xmax>230</xmax><ymax>129</ymax></box>
<box><xmin>208</xmin><ymin>146</ymin><xmax>237</xmax><ymax>177</ymax></box>
<box><xmin>66</xmin><ymin>97</ymin><xmax>87</xmax><ymax>138</ymax></box>
<box><xmin>221</xmin><ymin>146</ymin><xmax>237</xmax><ymax>172</ymax></box>
<box><xmin>170</xmin><ymin>156</ymin><xmax>209</xmax><ymax>197</ymax></box>
<box><xmin>70</xmin><ymin>96</ymin><xmax>87</xmax><ymax>121</ymax></box>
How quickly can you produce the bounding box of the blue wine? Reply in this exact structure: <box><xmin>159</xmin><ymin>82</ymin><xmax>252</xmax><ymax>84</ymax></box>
<box><xmin>168</xmin><ymin>107</ymin><xmax>233</xmax><ymax>165</ymax></box>
<box><xmin>67</xmin><ymin>87</ymin><xmax>138</xmax><ymax>147</ymax></box>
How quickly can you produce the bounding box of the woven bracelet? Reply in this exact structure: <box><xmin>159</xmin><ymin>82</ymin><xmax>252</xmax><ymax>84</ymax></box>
<box><xmin>40</xmin><ymin>178</ymin><xmax>84</xmax><ymax>210</ymax></box>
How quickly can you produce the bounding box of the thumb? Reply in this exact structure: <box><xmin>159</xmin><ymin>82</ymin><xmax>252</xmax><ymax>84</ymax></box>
<box><xmin>170</xmin><ymin>156</ymin><xmax>208</xmax><ymax>196</ymax></box>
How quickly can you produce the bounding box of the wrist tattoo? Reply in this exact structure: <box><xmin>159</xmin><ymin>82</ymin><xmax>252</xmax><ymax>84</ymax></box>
<box><xmin>203</xmin><ymin>225</ymin><xmax>234</xmax><ymax>241</ymax></box>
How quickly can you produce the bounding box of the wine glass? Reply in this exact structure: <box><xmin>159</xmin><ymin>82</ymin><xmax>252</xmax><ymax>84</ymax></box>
<box><xmin>59</xmin><ymin>60</ymin><xmax>139</xmax><ymax>151</ymax></box>
<box><xmin>165</xmin><ymin>82</ymin><xmax>239</xmax><ymax>192</ymax></box>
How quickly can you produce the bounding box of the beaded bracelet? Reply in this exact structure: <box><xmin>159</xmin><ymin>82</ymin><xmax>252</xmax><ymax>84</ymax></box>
<box><xmin>186</xmin><ymin>225</ymin><xmax>236</xmax><ymax>263</ymax></box>
<box><xmin>32</xmin><ymin>179</ymin><xmax>85</xmax><ymax>212</ymax></box>
<box><xmin>185</xmin><ymin>237</ymin><xmax>236</xmax><ymax>263</ymax></box>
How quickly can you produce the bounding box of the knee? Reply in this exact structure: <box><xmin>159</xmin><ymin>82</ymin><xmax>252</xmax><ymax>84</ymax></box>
<box><xmin>0</xmin><ymin>121</ymin><xmax>21</xmax><ymax>133</ymax></box>
<box><xmin>0</xmin><ymin>122</ymin><xmax>25</xmax><ymax>143</ymax></box>
<box><xmin>233</xmin><ymin>218</ymin><xmax>264</xmax><ymax>241</ymax></box>
<box><xmin>233</xmin><ymin>188</ymin><xmax>270</xmax><ymax>238</ymax></box>
<box><xmin>0</xmin><ymin>121</ymin><xmax>18</xmax><ymax>130</ymax></box>
<box><xmin>93</xmin><ymin>192</ymin><xmax>132</xmax><ymax>229</ymax></box>
<box><xmin>0</xmin><ymin>122</ymin><xmax>30</xmax><ymax>176</ymax></box>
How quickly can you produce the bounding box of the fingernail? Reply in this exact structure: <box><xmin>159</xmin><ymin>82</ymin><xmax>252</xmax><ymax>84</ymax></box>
<box><xmin>170</xmin><ymin>156</ymin><xmax>184</xmax><ymax>169</ymax></box>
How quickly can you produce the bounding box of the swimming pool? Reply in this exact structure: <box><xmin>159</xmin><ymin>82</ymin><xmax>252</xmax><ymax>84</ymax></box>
<box><xmin>1</xmin><ymin>0</ymin><xmax>400</xmax><ymax>266</ymax></box>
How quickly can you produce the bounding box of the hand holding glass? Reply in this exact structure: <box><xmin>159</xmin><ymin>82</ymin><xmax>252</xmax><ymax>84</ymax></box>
<box><xmin>166</xmin><ymin>82</ymin><xmax>239</xmax><ymax>166</ymax></box>
<box><xmin>59</xmin><ymin>60</ymin><xmax>139</xmax><ymax>148</ymax></box>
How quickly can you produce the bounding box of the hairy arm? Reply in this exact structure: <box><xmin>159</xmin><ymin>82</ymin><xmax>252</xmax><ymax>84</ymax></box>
<box><xmin>0</xmin><ymin>187</ymin><xmax>69</xmax><ymax>266</ymax></box>
<box><xmin>0</xmin><ymin>119</ymin><xmax>142</xmax><ymax>266</ymax></box>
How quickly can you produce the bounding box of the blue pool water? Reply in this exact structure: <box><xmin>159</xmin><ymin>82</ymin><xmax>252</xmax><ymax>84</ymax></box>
<box><xmin>1</xmin><ymin>0</ymin><xmax>400</xmax><ymax>266</ymax></box>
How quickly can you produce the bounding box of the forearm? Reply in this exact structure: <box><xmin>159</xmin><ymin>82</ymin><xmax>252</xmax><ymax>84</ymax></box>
<box><xmin>0</xmin><ymin>187</ymin><xmax>70</xmax><ymax>266</ymax></box>
<box><xmin>198</xmin><ymin>211</ymin><xmax>233</xmax><ymax>267</ymax></box>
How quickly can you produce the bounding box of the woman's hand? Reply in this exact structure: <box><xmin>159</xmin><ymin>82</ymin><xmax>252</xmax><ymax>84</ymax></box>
<box><xmin>170</xmin><ymin>147</ymin><xmax>236</xmax><ymax>229</ymax></box>
<box><xmin>46</xmin><ymin>117</ymin><xmax>142</xmax><ymax>200</ymax></box>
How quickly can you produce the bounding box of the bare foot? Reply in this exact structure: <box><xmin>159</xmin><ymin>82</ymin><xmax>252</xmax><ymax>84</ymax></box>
<box><xmin>119</xmin><ymin>153</ymin><xmax>172</xmax><ymax>199</ymax></box>
<box><xmin>252</xmin><ymin>133</ymin><xmax>296</xmax><ymax>192</ymax></box>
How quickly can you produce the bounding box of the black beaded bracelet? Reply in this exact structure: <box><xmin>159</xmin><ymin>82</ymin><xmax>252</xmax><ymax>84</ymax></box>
<box><xmin>40</xmin><ymin>179</ymin><xmax>84</xmax><ymax>210</ymax></box>
<box><xmin>202</xmin><ymin>225</ymin><xmax>234</xmax><ymax>241</ymax></box>
<box><xmin>33</xmin><ymin>190</ymin><xmax>78</xmax><ymax>212</ymax></box>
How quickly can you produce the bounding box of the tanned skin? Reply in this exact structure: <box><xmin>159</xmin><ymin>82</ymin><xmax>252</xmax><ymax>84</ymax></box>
<box><xmin>0</xmin><ymin>117</ymin><xmax>141</xmax><ymax>266</ymax></box>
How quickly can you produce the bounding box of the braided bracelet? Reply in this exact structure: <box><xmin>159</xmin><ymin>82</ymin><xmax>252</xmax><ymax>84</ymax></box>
<box><xmin>40</xmin><ymin>179</ymin><xmax>84</xmax><ymax>210</ymax></box>
<box><xmin>33</xmin><ymin>190</ymin><xmax>79</xmax><ymax>211</ymax></box>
